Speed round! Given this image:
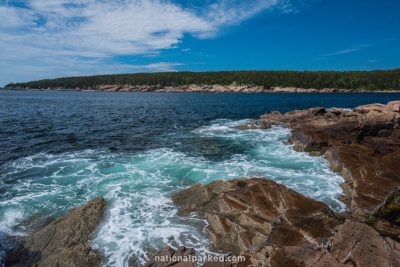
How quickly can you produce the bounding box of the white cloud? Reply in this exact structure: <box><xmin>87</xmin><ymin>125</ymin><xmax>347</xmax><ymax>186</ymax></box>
<box><xmin>205</xmin><ymin>0</ymin><xmax>279</xmax><ymax>27</ymax></box>
<box><xmin>325</xmin><ymin>48</ymin><xmax>361</xmax><ymax>56</ymax></box>
<box><xmin>0</xmin><ymin>6</ymin><xmax>29</xmax><ymax>29</ymax></box>
<box><xmin>0</xmin><ymin>0</ymin><xmax>286</xmax><ymax>85</ymax></box>
<box><xmin>322</xmin><ymin>44</ymin><xmax>371</xmax><ymax>57</ymax></box>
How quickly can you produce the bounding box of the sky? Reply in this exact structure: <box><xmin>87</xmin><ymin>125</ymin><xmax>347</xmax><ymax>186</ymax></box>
<box><xmin>0</xmin><ymin>0</ymin><xmax>399</xmax><ymax>86</ymax></box>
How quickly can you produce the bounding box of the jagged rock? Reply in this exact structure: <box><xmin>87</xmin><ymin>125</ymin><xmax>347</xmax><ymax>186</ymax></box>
<box><xmin>270</xmin><ymin>220</ymin><xmax>400</xmax><ymax>267</ymax></box>
<box><xmin>145</xmin><ymin>246</ymin><xmax>236</xmax><ymax>267</ymax></box>
<box><xmin>203</xmin><ymin>262</ymin><xmax>233</xmax><ymax>267</ymax></box>
<box><xmin>234</xmin><ymin>123</ymin><xmax>258</xmax><ymax>130</ymax></box>
<box><xmin>373</xmin><ymin>188</ymin><xmax>400</xmax><ymax>240</ymax></box>
<box><xmin>354</xmin><ymin>103</ymin><xmax>387</xmax><ymax>113</ymax></box>
<box><xmin>170</xmin><ymin>176</ymin><xmax>400</xmax><ymax>266</ymax></box>
<box><xmin>234</xmin><ymin>120</ymin><xmax>272</xmax><ymax>130</ymax></box>
<box><xmin>142</xmin><ymin>101</ymin><xmax>400</xmax><ymax>266</ymax></box>
<box><xmin>269</xmin><ymin>244</ymin><xmax>347</xmax><ymax>267</ymax></box>
<box><xmin>260</xmin><ymin>112</ymin><xmax>284</xmax><ymax>125</ymax></box>
<box><xmin>5</xmin><ymin>197</ymin><xmax>105</xmax><ymax>267</ymax></box>
<box><xmin>387</xmin><ymin>101</ymin><xmax>400</xmax><ymax>112</ymax></box>
<box><xmin>145</xmin><ymin>246</ymin><xmax>197</xmax><ymax>267</ymax></box>
<box><xmin>385</xmin><ymin>237</ymin><xmax>400</xmax><ymax>267</ymax></box>
<box><xmin>171</xmin><ymin>178</ymin><xmax>400</xmax><ymax>266</ymax></box>
<box><xmin>172</xmin><ymin>178</ymin><xmax>340</xmax><ymax>266</ymax></box>
<box><xmin>330</xmin><ymin>220</ymin><xmax>393</xmax><ymax>266</ymax></box>
<box><xmin>258</xmin><ymin>101</ymin><xmax>400</xmax><ymax>222</ymax></box>
<box><xmin>0</xmin><ymin>233</ymin><xmax>29</xmax><ymax>267</ymax></box>
<box><xmin>202</xmin><ymin>101</ymin><xmax>400</xmax><ymax>265</ymax></box>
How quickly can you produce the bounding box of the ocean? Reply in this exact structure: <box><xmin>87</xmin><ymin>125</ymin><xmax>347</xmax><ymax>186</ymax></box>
<box><xmin>1</xmin><ymin>90</ymin><xmax>400</xmax><ymax>266</ymax></box>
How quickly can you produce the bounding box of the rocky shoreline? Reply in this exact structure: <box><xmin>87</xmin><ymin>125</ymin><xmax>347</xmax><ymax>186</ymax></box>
<box><xmin>2</xmin><ymin>197</ymin><xmax>105</xmax><ymax>267</ymax></box>
<box><xmin>2</xmin><ymin>101</ymin><xmax>400</xmax><ymax>266</ymax></box>
<box><xmin>5</xmin><ymin>84</ymin><xmax>400</xmax><ymax>93</ymax></box>
<box><xmin>149</xmin><ymin>100</ymin><xmax>400</xmax><ymax>266</ymax></box>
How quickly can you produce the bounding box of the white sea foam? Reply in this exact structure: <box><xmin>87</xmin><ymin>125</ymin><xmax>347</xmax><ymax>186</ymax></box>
<box><xmin>0</xmin><ymin>120</ymin><xmax>346</xmax><ymax>267</ymax></box>
<box><xmin>0</xmin><ymin>209</ymin><xmax>24</xmax><ymax>235</ymax></box>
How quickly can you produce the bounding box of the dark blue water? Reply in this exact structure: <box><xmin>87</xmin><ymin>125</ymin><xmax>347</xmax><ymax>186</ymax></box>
<box><xmin>1</xmin><ymin>90</ymin><xmax>400</xmax><ymax>165</ymax></box>
<box><xmin>1</xmin><ymin>90</ymin><xmax>399</xmax><ymax>266</ymax></box>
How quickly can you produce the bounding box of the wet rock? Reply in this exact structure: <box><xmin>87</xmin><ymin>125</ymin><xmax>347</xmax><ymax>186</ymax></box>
<box><xmin>203</xmin><ymin>262</ymin><xmax>233</xmax><ymax>267</ymax></box>
<box><xmin>387</xmin><ymin>101</ymin><xmax>400</xmax><ymax>112</ymax></box>
<box><xmin>6</xmin><ymin>197</ymin><xmax>105</xmax><ymax>267</ymax></box>
<box><xmin>235</xmin><ymin>119</ymin><xmax>273</xmax><ymax>130</ymax></box>
<box><xmin>145</xmin><ymin>246</ymin><xmax>197</xmax><ymax>267</ymax></box>
<box><xmin>269</xmin><ymin>244</ymin><xmax>346</xmax><ymax>267</ymax></box>
<box><xmin>373</xmin><ymin>188</ymin><xmax>400</xmax><ymax>240</ymax></box>
<box><xmin>259</xmin><ymin>101</ymin><xmax>400</xmax><ymax>222</ymax></box>
<box><xmin>270</xmin><ymin>220</ymin><xmax>400</xmax><ymax>267</ymax></box>
<box><xmin>172</xmin><ymin>178</ymin><xmax>340</xmax><ymax>265</ymax></box>
<box><xmin>234</xmin><ymin>122</ymin><xmax>258</xmax><ymax>130</ymax></box>
<box><xmin>354</xmin><ymin>103</ymin><xmax>386</xmax><ymax>113</ymax></box>
<box><xmin>171</xmin><ymin>177</ymin><xmax>400</xmax><ymax>266</ymax></box>
<box><xmin>330</xmin><ymin>220</ymin><xmax>393</xmax><ymax>266</ymax></box>
<box><xmin>385</xmin><ymin>237</ymin><xmax>400</xmax><ymax>267</ymax></box>
<box><xmin>0</xmin><ymin>233</ymin><xmax>30</xmax><ymax>267</ymax></box>
<box><xmin>145</xmin><ymin>246</ymin><xmax>237</xmax><ymax>267</ymax></box>
<box><xmin>183</xmin><ymin>101</ymin><xmax>400</xmax><ymax>265</ymax></box>
<box><xmin>259</xmin><ymin>112</ymin><xmax>284</xmax><ymax>126</ymax></box>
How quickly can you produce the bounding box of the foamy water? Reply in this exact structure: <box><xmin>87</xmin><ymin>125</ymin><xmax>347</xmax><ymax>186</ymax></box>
<box><xmin>0</xmin><ymin>120</ymin><xmax>345</xmax><ymax>266</ymax></box>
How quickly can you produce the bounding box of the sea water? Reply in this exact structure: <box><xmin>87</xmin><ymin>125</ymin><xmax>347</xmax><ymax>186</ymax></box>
<box><xmin>1</xmin><ymin>90</ymin><xmax>400</xmax><ymax>266</ymax></box>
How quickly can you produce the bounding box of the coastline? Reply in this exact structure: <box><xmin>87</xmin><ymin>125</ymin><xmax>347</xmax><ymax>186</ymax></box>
<box><xmin>3</xmin><ymin>85</ymin><xmax>400</xmax><ymax>93</ymax></box>
<box><xmin>163</xmin><ymin>101</ymin><xmax>400</xmax><ymax>266</ymax></box>
<box><xmin>2</xmin><ymin>100</ymin><xmax>399</xmax><ymax>266</ymax></box>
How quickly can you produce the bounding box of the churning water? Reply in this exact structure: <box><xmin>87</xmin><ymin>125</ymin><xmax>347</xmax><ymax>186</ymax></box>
<box><xmin>1</xmin><ymin>90</ymin><xmax>400</xmax><ymax>266</ymax></box>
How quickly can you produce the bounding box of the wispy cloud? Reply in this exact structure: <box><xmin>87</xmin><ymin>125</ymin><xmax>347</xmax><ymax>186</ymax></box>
<box><xmin>325</xmin><ymin>48</ymin><xmax>362</xmax><ymax>56</ymax></box>
<box><xmin>322</xmin><ymin>44</ymin><xmax>371</xmax><ymax>57</ymax></box>
<box><xmin>0</xmin><ymin>0</ymin><xmax>296</xmax><ymax>85</ymax></box>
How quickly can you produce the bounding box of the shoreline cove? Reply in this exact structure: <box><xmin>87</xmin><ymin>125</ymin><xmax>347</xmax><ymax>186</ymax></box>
<box><xmin>0</xmin><ymin>93</ymin><xmax>399</xmax><ymax>266</ymax></box>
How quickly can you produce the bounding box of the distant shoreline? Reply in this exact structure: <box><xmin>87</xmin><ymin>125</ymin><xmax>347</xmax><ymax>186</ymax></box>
<box><xmin>3</xmin><ymin>85</ymin><xmax>400</xmax><ymax>93</ymax></box>
<box><xmin>5</xmin><ymin>70</ymin><xmax>400</xmax><ymax>92</ymax></box>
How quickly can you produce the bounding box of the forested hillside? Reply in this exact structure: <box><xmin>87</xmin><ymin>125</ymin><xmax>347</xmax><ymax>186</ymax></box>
<box><xmin>5</xmin><ymin>69</ymin><xmax>400</xmax><ymax>90</ymax></box>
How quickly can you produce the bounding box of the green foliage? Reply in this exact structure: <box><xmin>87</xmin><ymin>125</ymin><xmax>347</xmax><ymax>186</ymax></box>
<box><xmin>5</xmin><ymin>69</ymin><xmax>400</xmax><ymax>91</ymax></box>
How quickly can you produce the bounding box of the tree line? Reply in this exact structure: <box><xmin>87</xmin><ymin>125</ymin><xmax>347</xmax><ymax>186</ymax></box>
<box><xmin>5</xmin><ymin>69</ymin><xmax>400</xmax><ymax>90</ymax></box>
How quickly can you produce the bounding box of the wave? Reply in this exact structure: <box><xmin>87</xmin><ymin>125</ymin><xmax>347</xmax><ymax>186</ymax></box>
<box><xmin>0</xmin><ymin>120</ymin><xmax>345</xmax><ymax>266</ymax></box>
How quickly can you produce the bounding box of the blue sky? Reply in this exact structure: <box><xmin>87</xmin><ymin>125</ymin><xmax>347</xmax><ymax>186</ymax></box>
<box><xmin>0</xmin><ymin>0</ymin><xmax>399</xmax><ymax>86</ymax></box>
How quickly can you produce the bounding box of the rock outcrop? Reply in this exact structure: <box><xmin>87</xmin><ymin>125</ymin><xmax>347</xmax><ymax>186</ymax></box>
<box><xmin>5</xmin><ymin>101</ymin><xmax>398</xmax><ymax>267</ymax></box>
<box><xmin>15</xmin><ymin>83</ymin><xmax>400</xmax><ymax>93</ymax></box>
<box><xmin>256</xmin><ymin>101</ymin><xmax>400</xmax><ymax>222</ymax></box>
<box><xmin>92</xmin><ymin>85</ymin><xmax>400</xmax><ymax>93</ymax></box>
<box><xmin>170</xmin><ymin>178</ymin><xmax>400</xmax><ymax>266</ymax></box>
<box><xmin>271</xmin><ymin>219</ymin><xmax>400</xmax><ymax>267</ymax></box>
<box><xmin>4</xmin><ymin>197</ymin><xmax>105</xmax><ymax>267</ymax></box>
<box><xmin>145</xmin><ymin>246</ymin><xmax>235</xmax><ymax>267</ymax></box>
<box><xmin>161</xmin><ymin>101</ymin><xmax>400</xmax><ymax>266</ymax></box>
<box><xmin>172</xmin><ymin>178</ymin><xmax>341</xmax><ymax>266</ymax></box>
<box><xmin>145</xmin><ymin>246</ymin><xmax>197</xmax><ymax>267</ymax></box>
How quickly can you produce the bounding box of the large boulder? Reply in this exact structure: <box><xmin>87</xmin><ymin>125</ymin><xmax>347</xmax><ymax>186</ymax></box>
<box><xmin>171</xmin><ymin>178</ymin><xmax>400</xmax><ymax>266</ymax></box>
<box><xmin>387</xmin><ymin>101</ymin><xmax>400</xmax><ymax>113</ymax></box>
<box><xmin>172</xmin><ymin>178</ymin><xmax>340</xmax><ymax>266</ymax></box>
<box><xmin>5</xmin><ymin>197</ymin><xmax>106</xmax><ymax>267</ymax></box>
